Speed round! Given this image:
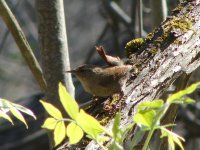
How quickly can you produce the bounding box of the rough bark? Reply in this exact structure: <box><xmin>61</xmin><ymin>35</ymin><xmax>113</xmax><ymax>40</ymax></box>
<box><xmin>85</xmin><ymin>1</ymin><xmax>200</xmax><ymax>149</ymax></box>
<box><xmin>36</xmin><ymin>0</ymin><xmax>75</xmax><ymax>147</ymax></box>
<box><xmin>36</xmin><ymin>0</ymin><xmax>74</xmax><ymax>105</ymax></box>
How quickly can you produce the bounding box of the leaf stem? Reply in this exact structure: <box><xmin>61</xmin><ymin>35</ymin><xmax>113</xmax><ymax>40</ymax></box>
<box><xmin>60</xmin><ymin>118</ymin><xmax>74</xmax><ymax>122</ymax></box>
<box><xmin>142</xmin><ymin>103</ymin><xmax>170</xmax><ymax>150</ymax></box>
<box><xmin>142</xmin><ymin>129</ymin><xmax>154</xmax><ymax>150</ymax></box>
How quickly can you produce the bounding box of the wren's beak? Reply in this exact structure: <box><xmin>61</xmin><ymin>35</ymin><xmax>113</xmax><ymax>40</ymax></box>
<box><xmin>65</xmin><ymin>70</ymin><xmax>76</xmax><ymax>73</ymax></box>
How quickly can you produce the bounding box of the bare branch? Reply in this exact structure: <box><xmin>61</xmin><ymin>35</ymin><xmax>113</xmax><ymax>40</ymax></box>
<box><xmin>0</xmin><ymin>0</ymin><xmax>46</xmax><ymax>91</ymax></box>
<box><xmin>86</xmin><ymin>1</ymin><xmax>200</xmax><ymax>149</ymax></box>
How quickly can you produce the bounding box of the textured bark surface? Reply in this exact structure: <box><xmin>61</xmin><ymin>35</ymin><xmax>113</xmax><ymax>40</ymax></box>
<box><xmin>85</xmin><ymin>1</ymin><xmax>200</xmax><ymax>149</ymax></box>
<box><xmin>36</xmin><ymin>0</ymin><xmax>74</xmax><ymax>107</ymax></box>
<box><xmin>36</xmin><ymin>1</ymin><xmax>75</xmax><ymax>147</ymax></box>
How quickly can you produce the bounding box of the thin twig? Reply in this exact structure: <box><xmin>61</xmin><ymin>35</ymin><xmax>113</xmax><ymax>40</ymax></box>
<box><xmin>0</xmin><ymin>0</ymin><xmax>21</xmax><ymax>53</ymax></box>
<box><xmin>138</xmin><ymin>0</ymin><xmax>143</xmax><ymax>37</ymax></box>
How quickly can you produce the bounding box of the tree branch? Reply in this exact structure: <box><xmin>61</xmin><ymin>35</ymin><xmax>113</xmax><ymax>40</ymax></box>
<box><xmin>86</xmin><ymin>1</ymin><xmax>200</xmax><ymax>149</ymax></box>
<box><xmin>36</xmin><ymin>0</ymin><xmax>75</xmax><ymax>110</ymax></box>
<box><xmin>0</xmin><ymin>0</ymin><xmax>46</xmax><ymax>91</ymax></box>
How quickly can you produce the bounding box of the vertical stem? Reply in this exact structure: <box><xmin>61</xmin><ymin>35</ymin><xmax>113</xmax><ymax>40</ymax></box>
<box><xmin>138</xmin><ymin>0</ymin><xmax>143</xmax><ymax>37</ymax></box>
<box><xmin>37</xmin><ymin>0</ymin><xmax>75</xmax><ymax>147</ymax></box>
<box><xmin>37</xmin><ymin>0</ymin><xmax>75</xmax><ymax>102</ymax></box>
<box><xmin>142</xmin><ymin>129</ymin><xmax>154</xmax><ymax>150</ymax></box>
<box><xmin>142</xmin><ymin>104</ymin><xmax>169</xmax><ymax>150</ymax></box>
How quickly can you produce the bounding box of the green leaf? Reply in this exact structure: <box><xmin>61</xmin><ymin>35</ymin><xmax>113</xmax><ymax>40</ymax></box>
<box><xmin>40</xmin><ymin>100</ymin><xmax>62</xmax><ymax>119</ymax></box>
<box><xmin>0</xmin><ymin>99</ymin><xmax>36</xmax><ymax>120</ymax></box>
<box><xmin>138</xmin><ymin>100</ymin><xmax>164</xmax><ymax>110</ymax></box>
<box><xmin>76</xmin><ymin>109</ymin><xmax>105</xmax><ymax>139</ymax></box>
<box><xmin>12</xmin><ymin>103</ymin><xmax>36</xmax><ymax>120</ymax></box>
<box><xmin>58</xmin><ymin>83</ymin><xmax>79</xmax><ymax>120</ymax></box>
<box><xmin>168</xmin><ymin>137</ymin><xmax>175</xmax><ymax>150</ymax></box>
<box><xmin>66</xmin><ymin>122</ymin><xmax>84</xmax><ymax>144</ymax></box>
<box><xmin>172</xmin><ymin>135</ymin><xmax>184</xmax><ymax>150</ymax></box>
<box><xmin>109</xmin><ymin>142</ymin><xmax>124</xmax><ymax>150</ymax></box>
<box><xmin>182</xmin><ymin>82</ymin><xmax>200</xmax><ymax>94</ymax></box>
<box><xmin>42</xmin><ymin>117</ymin><xmax>57</xmax><ymax>130</ymax></box>
<box><xmin>160</xmin><ymin>127</ymin><xmax>184</xmax><ymax>150</ymax></box>
<box><xmin>96</xmin><ymin>135</ymin><xmax>110</xmax><ymax>143</ymax></box>
<box><xmin>9</xmin><ymin>103</ymin><xmax>28</xmax><ymax>129</ymax></box>
<box><xmin>0</xmin><ymin>99</ymin><xmax>36</xmax><ymax>127</ymax></box>
<box><xmin>133</xmin><ymin>110</ymin><xmax>156</xmax><ymax>129</ymax></box>
<box><xmin>0</xmin><ymin>109</ymin><xmax>13</xmax><ymax>125</ymax></box>
<box><xmin>54</xmin><ymin>121</ymin><xmax>66</xmax><ymax>146</ymax></box>
<box><xmin>112</xmin><ymin>112</ymin><xmax>121</xmax><ymax>141</ymax></box>
<box><xmin>0</xmin><ymin>98</ymin><xmax>11</xmax><ymax>113</ymax></box>
<box><xmin>167</xmin><ymin>82</ymin><xmax>200</xmax><ymax>103</ymax></box>
<box><xmin>182</xmin><ymin>97</ymin><xmax>195</xmax><ymax>104</ymax></box>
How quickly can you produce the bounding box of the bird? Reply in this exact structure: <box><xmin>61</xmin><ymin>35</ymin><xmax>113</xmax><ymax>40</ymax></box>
<box><xmin>66</xmin><ymin>64</ymin><xmax>132</xmax><ymax>97</ymax></box>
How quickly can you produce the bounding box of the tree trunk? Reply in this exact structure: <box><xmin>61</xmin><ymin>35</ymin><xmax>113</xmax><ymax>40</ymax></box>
<box><xmin>36</xmin><ymin>0</ymin><xmax>75</xmax><ymax>147</ymax></box>
<box><xmin>36</xmin><ymin>0</ymin><xmax>74</xmax><ymax>109</ymax></box>
<box><xmin>85</xmin><ymin>1</ymin><xmax>200</xmax><ymax>149</ymax></box>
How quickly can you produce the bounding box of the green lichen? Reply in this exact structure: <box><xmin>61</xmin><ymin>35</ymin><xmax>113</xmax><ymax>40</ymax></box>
<box><xmin>155</xmin><ymin>37</ymin><xmax>164</xmax><ymax>43</ymax></box>
<box><xmin>164</xmin><ymin>16</ymin><xmax>192</xmax><ymax>33</ymax></box>
<box><xmin>149</xmin><ymin>48</ymin><xmax>158</xmax><ymax>54</ymax></box>
<box><xmin>125</xmin><ymin>14</ymin><xmax>193</xmax><ymax>60</ymax></box>
<box><xmin>153</xmin><ymin>16</ymin><xmax>193</xmax><ymax>49</ymax></box>
<box><xmin>125</xmin><ymin>38</ymin><xmax>144</xmax><ymax>57</ymax></box>
<box><xmin>146</xmin><ymin>32</ymin><xmax>154</xmax><ymax>41</ymax></box>
<box><xmin>100</xmin><ymin>117</ymin><xmax>110</xmax><ymax>125</ymax></box>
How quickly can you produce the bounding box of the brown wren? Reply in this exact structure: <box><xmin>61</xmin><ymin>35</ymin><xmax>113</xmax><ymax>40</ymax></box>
<box><xmin>66</xmin><ymin>64</ymin><xmax>132</xmax><ymax>97</ymax></box>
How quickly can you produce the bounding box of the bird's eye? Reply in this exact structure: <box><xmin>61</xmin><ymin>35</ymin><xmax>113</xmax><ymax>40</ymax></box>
<box><xmin>80</xmin><ymin>69</ymin><xmax>86</xmax><ymax>72</ymax></box>
<box><xmin>79</xmin><ymin>68</ymin><xmax>89</xmax><ymax>73</ymax></box>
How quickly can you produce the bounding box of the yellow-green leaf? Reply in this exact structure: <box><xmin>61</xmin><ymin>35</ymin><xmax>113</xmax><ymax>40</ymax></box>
<box><xmin>0</xmin><ymin>109</ymin><xmax>13</xmax><ymax>125</ymax></box>
<box><xmin>9</xmin><ymin>104</ymin><xmax>28</xmax><ymax>129</ymax></box>
<box><xmin>167</xmin><ymin>82</ymin><xmax>200</xmax><ymax>103</ymax></box>
<box><xmin>138</xmin><ymin>100</ymin><xmax>164</xmax><ymax>110</ymax></box>
<box><xmin>58</xmin><ymin>83</ymin><xmax>79</xmax><ymax>120</ymax></box>
<box><xmin>182</xmin><ymin>97</ymin><xmax>195</xmax><ymax>104</ymax></box>
<box><xmin>133</xmin><ymin>110</ymin><xmax>156</xmax><ymax>129</ymax></box>
<box><xmin>0</xmin><ymin>99</ymin><xmax>11</xmax><ymax>113</ymax></box>
<box><xmin>161</xmin><ymin>127</ymin><xmax>184</xmax><ymax>150</ymax></box>
<box><xmin>40</xmin><ymin>100</ymin><xmax>62</xmax><ymax>119</ymax></box>
<box><xmin>42</xmin><ymin>117</ymin><xmax>57</xmax><ymax>130</ymax></box>
<box><xmin>54</xmin><ymin>121</ymin><xmax>66</xmax><ymax>146</ymax></box>
<box><xmin>183</xmin><ymin>82</ymin><xmax>200</xmax><ymax>94</ymax></box>
<box><xmin>0</xmin><ymin>99</ymin><xmax>36</xmax><ymax>120</ymax></box>
<box><xmin>112</xmin><ymin>113</ymin><xmax>121</xmax><ymax>141</ymax></box>
<box><xmin>13</xmin><ymin>103</ymin><xmax>36</xmax><ymax>120</ymax></box>
<box><xmin>96</xmin><ymin>135</ymin><xmax>110</xmax><ymax>143</ymax></box>
<box><xmin>76</xmin><ymin>109</ymin><xmax>105</xmax><ymax>139</ymax></box>
<box><xmin>66</xmin><ymin>122</ymin><xmax>83</xmax><ymax>144</ymax></box>
<box><xmin>172</xmin><ymin>134</ymin><xmax>184</xmax><ymax>150</ymax></box>
<box><xmin>168</xmin><ymin>137</ymin><xmax>175</xmax><ymax>150</ymax></box>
